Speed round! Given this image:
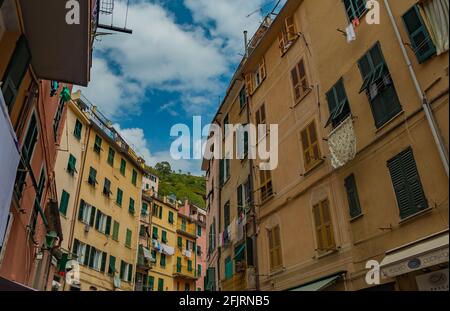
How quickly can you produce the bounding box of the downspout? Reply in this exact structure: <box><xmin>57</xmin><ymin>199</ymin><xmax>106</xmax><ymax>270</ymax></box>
<box><xmin>384</xmin><ymin>0</ymin><xmax>449</xmax><ymax>177</ymax></box>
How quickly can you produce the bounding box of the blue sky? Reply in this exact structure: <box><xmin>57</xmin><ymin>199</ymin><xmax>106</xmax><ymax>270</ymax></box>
<box><xmin>78</xmin><ymin>0</ymin><xmax>283</xmax><ymax>175</ymax></box>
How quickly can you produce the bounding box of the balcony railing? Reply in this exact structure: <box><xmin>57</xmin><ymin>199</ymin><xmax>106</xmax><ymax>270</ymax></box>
<box><xmin>221</xmin><ymin>270</ymin><xmax>247</xmax><ymax>291</ymax></box>
<box><xmin>173</xmin><ymin>264</ymin><xmax>197</xmax><ymax>279</ymax></box>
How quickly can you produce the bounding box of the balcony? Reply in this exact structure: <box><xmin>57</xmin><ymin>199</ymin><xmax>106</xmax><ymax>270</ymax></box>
<box><xmin>136</xmin><ymin>245</ymin><xmax>154</xmax><ymax>271</ymax></box>
<box><xmin>177</xmin><ymin>219</ymin><xmax>196</xmax><ymax>238</ymax></box>
<box><xmin>17</xmin><ymin>0</ymin><xmax>97</xmax><ymax>86</ymax></box>
<box><xmin>173</xmin><ymin>264</ymin><xmax>197</xmax><ymax>280</ymax></box>
<box><xmin>221</xmin><ymin>270</ymin><xmax>247</xmax><ymax>291</ymax></box>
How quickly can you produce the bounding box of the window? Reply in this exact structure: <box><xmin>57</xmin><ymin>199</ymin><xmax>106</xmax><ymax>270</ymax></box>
<box><xmin>30</xmin><ymin>168</ymin><xmax>46</xmax><ymax>234</ymax></box>
<box><xmin>358</xmin><ymin>43</ymin><xmax>402</xmax><ymax>128</ymax></box>
<box><xmin>15</xmin><ymin>114</ymin><xmax>38</xmax><ymax>196</ymax></box>
<box><xmin>107</xmin><ymin>147</ymin><xmax>115</xmax><ymax>166</ymax></box>
<box><xmin>108</xmin><ymin>255</ymin><xmax>116</xmax><ymax>276</ymax></box>
<box><xmin>176</xmin><ymin>257</ymin><xmax>182</xmax><ymax>273</ymax></box>
<box><xmin>74</xmin><ymin>119</ymin><xmax>82</xmax><ymax>140</ymax></box>
<box><xmin>152</xmin><ymin>203</ymin><xmax>159</xmax><ymax>217</ymax></box>
<box><xmin>224</xmin><ymin>201</ymin><xmax>231</xmax><ymax>228</ymax></box>
<box><xmin>139</xmin><ymin>225</ymin><xmax>147</xmax><ymax>237</ymax></box>
<box><xmin>181</xmin><ymin>218</ymin><xmax>187</xmax><ymax>232</ymax></box>
<box><xmin>159</xmin><ymin>205</ymin><xmax>163</xmax><ymax>219</ymax></box>
<box><xmin>1</xmin><ymin>35</ymin><xmax>31</xmax><ymax>111</ymax></box>
<box><xmin>237</xmin><ymin>180</ymin><xmax>251</xmax><ymax>215</ymax></box>
<box><xmin>95</xmin><ymin>210</ymin><xmax>111</xmax><ymax>235</ymax></box>
<box><xmin>77</xmin><ymin>200</ymin><xmax>96</xmax><ymax>227</ymax></box>
<box><xmin>116</xmin><ymin>188</ymin><xmax>123</xmax><ymax>206</ymax></box>
<box><xmin>120</xmin><ymin>261</ymin><xmax>133</xmax><ymax>282</ymax></box>
<box><xmin>239</xmin><ymin>86</ymin><xmax>248</xmax><ymax>109</ymax></box>
<box><xmin>313</xmin><ymin>199</ymin><xmax>336</xmax><ymax>251</ymax></box>
<box><xmin>67</xmin><ymin>154</ymin><xmax>77</xmax><ymax>175</ymax></box>
<box><xmin>345</xmin><ymin>174</ymin><xmax>362</xmax><ymax>219</ymax></box>
<box><xmin>160</xmin><ymin>254</ymin><xmax>166</xmax><ymax>268</ymax></box>
<box><xmin>53</xmin><ymin>98</ymin><xmax>66</xmax><ymax>139</ymax></box>
<box><xmin>301</xmin><ymin>121</ymin><xmax>321</xmax><ymax>171</ymax></box>
<box><xmin>59</xmin><ymin>190</ymin><xmax>70</xmax><ymax>216</ymax></box>
<box><xmin>259</xmin><ymin>169</ymin><xmax>273</xmax><ymax>202</ymax></box>
<box><xmin>388</xmin><ymin>147</ymin><xmax>428</xmax><ymax>219</ymax></box>
<box><xmin>245</xmin><ymin>58</ymin><xmax>266</xmax><ymax>95</ymax></box>
<box><xmin>197</xmin><ymin>264</ymin><xmax>202</xmax><ymax>277</ymax></box>
<box><xmin>197</xmin><ymin>225</ymin><xmax>202</xmax><ymax>237</ymax></box>
<box><xmin>219</xmin><ymin>158</ymin><xmax>230</xmax><ymax>186</ymax></box>
<box><xmin>168</xmin><ymin>211</ymin><xmax>174</xmax><ymax>224</ymax></box>
<box><xmin>129</xmin><ymin>198</ymin><xmax>135</xmax><ymax>215</ymax></box>
<box><xmin>402</xmin><ymin>5</ymin><xmax>436</xmax><ymax>63</ymax></box>
<box><xmin>177</xmin><ymin>237</ymin><xmax>183</xmax><ymax>249</ymax></box>
<box><xmin>148</xmin><ymin>276</ymin><xmax>154</xmax><ymax>291</ymax></box>
<box><xmin>120</xmin><ymin>159</ymin><xmax>126</xmax><ymax>176</ymax></box>
<box><xmin>223</xmin><ymin>114</ymin><xmax>230</xmax><ymax>139</ymax></box>
<box><xmin>325</xmin><ymin>79</ymin><xmax>351</xmax><ymax>128</ymax></box>
<box><xmin>103</xmin><ymin>178</ymin><xmax>112</xmax><ymax>197</ymax></box>
<box><xmin>255</xmin><ymin>104</ymin><xmax>267</xmax><ymax>142</ymax></box>
<box><xmin>268</xmin><ymin>226</ymin><xmax>283</xmax><ymax>270</ymax></box>
<box><xmin>161</xmin><ymin>230</ymin><xmax>168</xmax><ymax>243</ymax></box>
<box><xmin>132</xmin><ymin>169</ymin><xmax>138</xmax><ymax>186</ymax></box>
<box><xmin>87</xmin><ymin>247</ymin><xmax>106</xmax><ymax>272</ymax></box>
<box><xmin>125</xmin><ymin>229</ymin><xmax>132</xmax><ymax>248</ymax></box>
<box><xmin>112</xmin><ymin>221</ymin><xmax>120</xmax><ymax>241</ymax></box>
<box><xmin>141</xmin><ymin>202</ymin><xmax>148</xmax><ymax>216</ymax></box>
<box><xmin>88</xmin><ymin>167</ymin><xmax>98</xmax><ymax>187</ymax></box>
<box><xmin>93</xmin><ymin>135</ymin><xmax>102</xmax><ymax>154</ymax></box>
<box><xmin>152</xmin><ymin>227</ymin><xmax>158</xmax><ymax>240</ymax></box>
<box><xmin>225</xmin><ymin>256</ymin><xmax>233</xmax><ymax>279</ymax></box>
<box><xmin>344</xmin><ymin>0</ymin><xmax>367</xmax><ymax>22</ymax></box>
<box><xmin>158</xmin><ymin>278</ymin><xmax>164</xmax><ymax>291</ymax></box>
<box><xmin>278</xmin><ymin>16</ymin><xmax>298</xmax><ymax>55</ymax></box>
<box><xmin>187</xmin><ymin>260</ymin><xmax>193</xmax><ymax>272</ymax></box>
<box><xmin>291</xmin><ymin>59</ymin><xmax>310</xmax><ymax>103</ymax></box>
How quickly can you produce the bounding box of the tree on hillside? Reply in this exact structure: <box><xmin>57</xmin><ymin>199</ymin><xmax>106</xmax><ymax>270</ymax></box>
<box><xmin>155</xmin><ymin>161</ymin><xmax>172</xmax><ymax>175</ymax></box>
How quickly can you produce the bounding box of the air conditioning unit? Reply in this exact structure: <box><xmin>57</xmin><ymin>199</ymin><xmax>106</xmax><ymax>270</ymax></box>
<box><xmin>84</xmin><ymin>224</ymin><xmax>91</xmax><ymax>233</ymax></box>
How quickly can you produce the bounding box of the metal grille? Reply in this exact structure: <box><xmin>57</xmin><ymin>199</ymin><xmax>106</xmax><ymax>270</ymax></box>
<box><xmin>100</xmin><ymin>0</ymin><xmax>114</xmax><ymax>15</ymax></box>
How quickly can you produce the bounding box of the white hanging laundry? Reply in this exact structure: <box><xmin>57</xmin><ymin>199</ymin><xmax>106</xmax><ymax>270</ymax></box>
<box><xmin>327</xmin><ymin>116</ymin><xmax>357</xmax><ymax>169</ymax></box>
<box><xmin>346</xmin><ymin>23</ymin><xmax>356</xmax><ymax>43</ymax></box>
<box><xmin>161</xmin><ymin>244</ymin><xmax>175</xmax><ymax>256</ymax></box>
<box><xmin>0</xmin><ymin>91</ymin><xmax>20</xmax><ymax>247</ymax></box>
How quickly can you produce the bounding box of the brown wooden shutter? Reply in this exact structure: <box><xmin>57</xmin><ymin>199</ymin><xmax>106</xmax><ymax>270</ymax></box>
<box><xmin>291</xmin><ymin>66</ymin><xmax>301</xmax><ymax>100</ymax></box>
<box><xmin>301</xmin><ymin>122</ymin><xmax>321</xmax><ymax>171</ymax></box>
<box><xmin>259</xmin><ymin>58</ymin><xmax>266</xmax><ymax>81</ymax></box>
<box><xmin>285</xmin><ymin>16</ymin><xmax>297</xmax><ymax>41</ymax></box>
<box><xmin>278</xmin><ymin>32</ymin><xmax>286</xmax><ymax>54</ymax></box>
<box><xmin>245</xmin><ymin>74</ymin><xmax>254</xmax><ymax>95</ymax></box>
<box><xmin>298</xmin><ymin>60</ymin><xmax>308</xmax><ymax>95</ymax></box>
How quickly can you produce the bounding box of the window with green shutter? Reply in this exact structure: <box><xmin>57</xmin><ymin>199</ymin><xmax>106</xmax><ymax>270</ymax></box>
<box><xmin>176</xmin><ymin>257</ymin><xmax>182</xmax><ymax>273</ymax></box>
<box><xmin>343</xmin><ymin>0</ymin><xmax>366</xmax><ymax>22</ymax></box>
<box><xmin>224</xmin><ymin>201</ymin><xmax>231</xmax><ymax>228</ymax></box>
<box><xmin>159</xmin><ymin>205</ymin><xmax>163</xmax><ymax>219</ymax></box>
<box><xmin>197</xmin><ymin>225</ymin><xmax>202</xmax><ymax>237</ymax></box>
<box><xmin>67</xmin><ymin>154</ymin><xmax>77</xmax><ymax>175</ymax></box>
<box><xmin>239</xmin><ymin>86</ymin><xmax>248</xmax><ymax>109</ymax></box>
<box><xmin>128</xmin><ymin>264</ymin><xmax>133</xmax><ymax>282</ymax></box>
<box><xmin>120</xmin><ymin>261</ymin><xmax>126</xmax><ymax>280</ymax></box>
<box><xmin>152</xmin><ymin>227</ymin><xmax>158</xmax><ymax>240</ymax></box>
<box><xmin>88</xmin><ymin>167</ymin><xmax>98</xmax><ymax>187</ymax></box>
<box><xmin>112</xmin><ymin>221</ymin><xmax>120</xmax><ymax>241</ymax></box>
<box><xmin>132</xmin><ymin>170</ymin><xmax>138</xmax><ymax>186</ymax></box>
<box><xmin>148</xmin><ymin>276</ymin><xmax>154</xmax><ymax>291</ymax></box>
<box><xmin>53</xmin><ymin>97</ymin><xmax>65</xmax><ymax>138</ymax></box>
<box><xmin>120</xmin><ymin>159</ymin><xmax>126</xmax><ymax>176</ymax></box>
<box><xmin>93</xmin><ymin>135</ymin><xmax>102</xmax><ymax>154</ymax></box>
<box><xmin>141</xmin><ymin>202</ymin><xmax>148</xmax><ymax>216</ymax></box>
<box><xmin>129</xmin><ymin>198</ymin><xmax>135</xmax><ymax>215</ymax></box>
<box><xmin>116</xmin><ymin>188</ymin><xmax>123</xmax><ymax>206</ymax></box>
<box><xmin>403</xmin><ymin>5</ymin><xmax>436</xmax><ymax>63</ymax></box>
<box><xmin>388</xmin><ymin>147</ymin><xmax>428</xmax><ymax>219</ymax></box>
<box><xmin>107</xmin><ymin>147</ymin><xmax>115</xmax><ymax>167</ymax></box>
<box><xmin>177</xmin><ymin>237</ymin><xmax>183</xmax><ymax>249</ymax></box>
<box><xmin>1</xmin><ymin>35</ymin><xmax>31</xmax><ymax>111</ymax></box>
<box><xmin>158</xmin><ymin>278</ymin><xmax>164</xmax><ymax>291</ymax></box>
<box><xmin>225</xmin><ymin>256</ymin><xmax>233</xmax><ymax>279</ymax></box>
<box><xmin>168</xmin><ymin>211</ymin><xmax>174</xmax><ymax>224</ymax></box>
<box><xmin>108</xmin><ymin>255</ymin><xmax>116</xmax><ymax>276</ymax></box>
<box><xmin>345</xmin><ymin>174</ymin><xmax>362</xmax><ymax>219</ymax></box>
<box><xmin>161</xmin><ymin>231</ymin><xmax>167</xmax><ymax>243</ymax></box>
<box><xmin>325</xmin><ymin>78</ymin><xmax>351</xmax><ymax>128</ymax></box>
<box><xmin>187</xmin><ymin>260</ymin><xmax>193</xmax><ymax>272</ymax></box>
<box><xmin>59</xmin><ymin>190</ymin><xmax>70</xmax><ymax>216</ymax></box>
<box><xmin>358</xmin><ymin>43</ymin><xmax>402</xmax><ymax>128</ymax></box>
<box><xmin>73</xmin><ymin>119</ymin><xmax>82</xmax><ymax>140</ymax></box>
<box><xmin>181</xmin><ymin>218</ymin><xmax>187</xmax><ymax>232</ymax></box>
<box><xmin>197</xmin><ymin>264</ymin><xmax>202</xmax><ymax>277</ymax></box>
<box><xmin>103</xmin><ymin>178</ymin><xmax>112</xmax><ymax>197</ymax></box>
<box><xmin>160</xmin><ymin>254</ymin><xmax>166</xmax><ymax>268</ymax></box>
<box><xmin>125</xmin><ymin>229</ymin><xmax>132</xmax><ymax>248</ymax></box>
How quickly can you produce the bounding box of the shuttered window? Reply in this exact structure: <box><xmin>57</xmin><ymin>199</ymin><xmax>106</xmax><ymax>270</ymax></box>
<box><xmin>160</xmin><ymin>254</ymin><xmax>166</xmax><ymax>268</ymax></box>
<box><xmin>291</xmin><ymin>59</ymin><xmax>309</xmax><ymax>102</ymax></box>
<box><xmin>59</xmin><ymin>190</ymin><xmax>70</xmax><ymax>216</ymax></box>
<box><xmin>107</xmin><ymin>147</ymin><xmax>115</xmax><ymax>166</ymax></box>
<box><xmin>403</xmin><ymin>5</ymin><xmax>436</xmax><ymax>63</ymax></box>
<box><xmin>225</xmin><ymin>256</ymin><xmax>233</xmax><ymax>279</ymax></box>
<box><xmin>116</xmin><ymin>188</ymin><xmax>123</xmax><ymax>206</ymax></box>
<box><xmin>259</xmin><ymin>169</ymin><xmax>273</xmax><ymax>202</ymax></box>
<box><xmin>125</xmin><ymin>229</ymin><xmax>132</xmax><ymax>248</ymax></box>
<box><xmin>344</xmin><ymin>0</ymin><xmax>367</xmax><ymax>22</ymax></box>
<box><xmin>88</xmin><ymin>167</ymin><xmax>98</xmax><ymax>187</ymax></box>
<box><xmin>120</xmin><ymin>158</ymin><xmax>126</xmax><ymax>176</ymax></box>
<box><xmin>103</xmin><ymin>178</ymin><xmax>112</xmax><ymax>197</ymax></box>
<box><xmin>93</xmin><ymin>135</ymin><xmax>102</xmax><ymax>154</ymax></box>
<box><xmin>1</xmin><ymin>35</ymin><xmax>31</xmax><ymax>111</ymax></box>
<box><xmin>112</xmin><ymin>221</ymin><xmax>120</xmax><ymax>241</ymax></box>
<box><xmin>345</xmin><ymin>174</ymin><xmax>362</xmax><ymax>219</ymax></box>
<box><xmin>73</xmin><ymin>119</ymin><xmax>82</xmax><ymax>140</ymax></box>
<box><xmin>313</xmin><ymin>199</ymin><xmax>336</xmax><ymax>251</ymax></box>
<box><xmin>388</xmin><ymin>147</ymin><xmax>428</xmax><ymax>219</ymax></box>
<box><xmin>278</xmin><ymin>16</ymin><xmax>297</xmax><ymax>55</ymax></box>
<box><xmin>224</xmin><ymin>201</ymin><xmax>231</xmax><ymax>228</ymax></box>
<box><xmin>245</xmin><ymin>58</ymin><xmax>266</xmax><ymax>95</ymax></box>
<box><xmin>108</xmin><ymin>255</ymin><xmax>116</xmax><ymax>276</ymax></box>
<box><xmin>239</xmin><ymin>86</ymin><xmax>248</xmax><ymax>109</ymax></box>
<box><xmin>358</xmin><ymin>43</ymin><xmax>402</xmax><ymax>128</ymax></box>
<box><xmin>132</xmin><ymin>169</ymin><xmax>138</xmax><ymax>186</ymax></box>
<box><xmin>301</xmin><ymin>121</ymin><xmax>321</xmax><ymax>171</ymax></box>
<box><xmin>129</xmin><ymin>198</ymin><xmax>135</xmax><ymax>215</ymax></box>
<box><xmin>158</xmin><ymin>278</ymin><xmax>164</xmax><ymax>291</ymax></box>
<box><xmin>161</xmin><ymin>230</ymin><xmax>167</xmax><ymax>243</ymax></box>
<box><xmin>268</xmin><ymin>226</ymin><xmax>282</xmax><ymax>271</ymax></box>
<box><xmin>168</xmin><ymin>211</ymin><xmax>174</xmax><ymax>224</ymax></box>
<box><xmin>325</xmin><ymin>79</ymin><xmax>351</xmax><ymax>128</ymax></box>
<box><xmin>67</xmin><ymin>154</ymin><xmax>77</xmax><ymax>175</ymax></box>
<box><xmin>148</xmin><ymin>276</ymin><xmax>154</xmax><ymax>291</ymax></box>
<box><xmin>255</xmin><ymin>104</ymin><xmax>267</xmax><ymax>142</ymax></box>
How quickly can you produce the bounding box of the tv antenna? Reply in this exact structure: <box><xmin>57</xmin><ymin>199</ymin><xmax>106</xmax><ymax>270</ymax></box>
<box><xmin>97</xmin><ymin>0</ymin><xmax>133</xmax><ymax>34</ymax></box>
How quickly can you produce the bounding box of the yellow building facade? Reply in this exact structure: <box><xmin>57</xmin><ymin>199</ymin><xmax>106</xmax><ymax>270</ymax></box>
<box><xmin>55</xmin><ymin>92</ymin><xmax>147</xmax><ymax>291</ymax></box>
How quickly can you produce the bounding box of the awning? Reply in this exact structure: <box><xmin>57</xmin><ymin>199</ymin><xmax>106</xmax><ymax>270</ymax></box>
<box><xmin>18</xmin><ymin>0</ymin><xmax>93</xmax><ymax>86</ymax></box>
<box><xmin>380</xmin><ymin>232</ymin><xmax>449</xmax><ymax>279</ymax></box>
<box><xmin>290</xmin><ymin>273</ymin><xmax>344</xmax><ymax>291</ymax></box>
<box><xmin>0</xmin><ymin>277</ymin><xmax>36</xmax><ymax>291</ymax></box>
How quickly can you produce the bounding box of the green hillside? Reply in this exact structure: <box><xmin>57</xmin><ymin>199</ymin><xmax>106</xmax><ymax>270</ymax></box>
<box><xmin>147</xmin><ymin>162</ymin><xmax>206</xmax><ymax>209</ymax></box>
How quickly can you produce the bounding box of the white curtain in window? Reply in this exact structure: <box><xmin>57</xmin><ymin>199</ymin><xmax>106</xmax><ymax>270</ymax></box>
<box><xmin>327</xmin><ymin>116</ymin><xmax>357</xmax><ymax>169</ymax></box>
<box><xmin>422</xmin><ymin>0</ymin><xmax>449</xmax><ymax>55</ymax></box>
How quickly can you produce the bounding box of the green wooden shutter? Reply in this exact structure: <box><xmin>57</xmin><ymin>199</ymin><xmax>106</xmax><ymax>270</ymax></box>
<box><xmin>152</xmin><ymin>227</ymin><xmax>158</xmax><ymax>239</ymax></box>
<box><xmin>225</xmin><ymin>257</ymin><xmax>233</xmax><ymax>279</ymax></box>
<box><xmin>161</xmin><ymin>231</ymin><xmax>167</xmax><ymax>243</ymax></box>
<box><xmin>84</xmin><ymin>245</ymin><xmax>91</xmax><ymax>266</ymax></box>
<box><xmin>120</xmin><ymin>159</ymin><xmax>126</xmax><ymax>175</ymax></box>
<box><xmin>95</xmin><ymin>210</ymin><xmax>101</xmax><ymax>230</ymax></box>
<box><xmin>159</xmin><ymin>205</ymin><xmax>163</xmax><ymax>219</ymax></box>
<box><xmin>148</xmin><ymin>276</ymin><xmax>154</xmax><ymax>291</ymax></box>
<box><xmin>237</xmin><ymin>185</ymin><xmax>243</xmax><ymax>214</ymax></box>
<box><xmin>126</xmin><ymin>229</ymin><xmax>132</xmax><ymax>247</ymax></box>
<box><xmin>128</xmin><ymin>264</ymin><xmax>133</xmax><ymax>282</ymax></box>
<box><xmin>129</xmin><ymin>198</ymin><xmax>135</xmax><ymax>214</ymax></box>
<box><xmin>168</xmin><ymin>211</ymin><xmax>174</xmax><ymax>223</ymax></box>
<box><xmin>120</xmin><ymin>261</ymin><xmax>125</xmax><ymax>280</ymax></box>
<box><xmin>132</xmin><ymin>170</ymin><xmax>137</xmax><ymax>186</ymax></box>
<box><xmin>78</xmin><ymin>200</ymin><xmax>85</xmax><ymax>221</ymax></box>
<box><xmin>403</xmin><ymin>6</ymin><xmax>436</xmax><ymax>63</ymax></box>
<box><xmin>73</xmin><ymin>119</ymin><xmax>82</xmax><ymax>139</ymax></box>
<box><xmin>112</xmin><ymin>221</ymin><xmax>119</xmax><ymax>241</ymax></box>
<box><xmin>100</xmin><ymin>252</ymin><xmax>107</xmax><ymax>272</ymax></box>
<box><xmin>219</xmin><ymin>159</ymin><xmax>224</xmax><ymax>186</ymax></box>
<box><xmin>108</xmin><ymin>255</ymin><xmax>116</xmax><ymax>275</ymax></box>
<box><xmin>158</xmin><ymin>278</ymin><xmax>164</xmax><ymax>291</ymax></box>
<box><xmin>1</xmin><ymin>35</ymin><xmax>31</xmax><ymax>111</ymax></box>
<box><xmin>73</xmin><ymin>239</ymin><xmax>80</xmax><ymax>257</ymax></box>
<box><xmin>89</xmin><ymin>206</ymin><xmax>96</xmax><ymax>227</ymax></box>
<box><xmin>388</xmin><ymin>148</ymin><xmax>428</xmax><ymax>219</ymax></box>
<box><xmin>105</xmin><ymin>216</ymin><xmax>112</xmax><ymax>235</ymax></box>
<box><xmin>177</xmin><ymin>236</ymin><xmax>182</xmax><ymax>248</ymax></box>
<box><xmin>160</xmin><ymin>254</ymin><xmax>166</xmax><ymax>267</ymax></box>
<box><xmin>116</xmin><ymin>188</ymin><xmax>123</xmax><ymax>206</ymax></box>
<box><xmin>224</xmin><ymin>202</ymin><xmax>230</xmax><ymax>228</ymax></box>
<box><xmin>345</xmin><ymin>174</ymin><xmax>362</xmax><ymax>219</ymax></box>
<box><xmin>94</xmin><ymin>135</ymin><xmax>102</xmax><ymax>153</ymax></box>
<box><xmin>177</xmin><ymin>257</ymin><xmax>182</xmax><ymax>273</ymax></box>
<box><xmin>59</xmin><ymin>190</ymin><xmax>70</xmax><ymax>216</ymax></box>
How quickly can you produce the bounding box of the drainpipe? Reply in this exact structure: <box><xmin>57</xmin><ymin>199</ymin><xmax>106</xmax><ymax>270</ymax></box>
<box><xmin>384</xmin><ymin>0</ymin><xmax>449</xmax><ymax>177</ymax></box>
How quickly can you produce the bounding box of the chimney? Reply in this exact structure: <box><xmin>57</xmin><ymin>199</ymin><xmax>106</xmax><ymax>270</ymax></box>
<box><xmin>244</xmin><ymin>30</ymin><xmax>249</xmax><ymax>57</ymax></box>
